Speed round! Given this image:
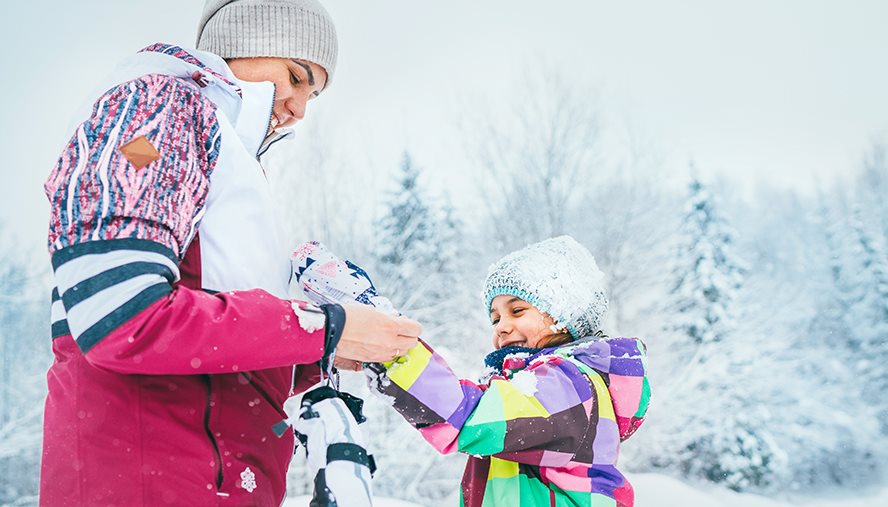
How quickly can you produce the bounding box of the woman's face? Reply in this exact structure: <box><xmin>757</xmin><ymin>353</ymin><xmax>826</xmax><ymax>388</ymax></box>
<box><xmin>489</xmin><ymin>295</ymin><xmax>557</xmax><ymax>349</ymax></box>
<box><xmin>226</xmin><ymin>57</ymin><xmax>328</xmax><ymax>131</ymax></box>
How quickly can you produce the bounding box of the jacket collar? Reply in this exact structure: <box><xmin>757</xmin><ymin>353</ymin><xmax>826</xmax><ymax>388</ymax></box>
<box><xmin>138</xmin><ymin>43</ymin><xmax>292</xmax><ymax>157</ymax></box>
<box><xmin>234</xmin><ymin>79</ymin><xmax>277</xmax><ymax>158</ymax></box>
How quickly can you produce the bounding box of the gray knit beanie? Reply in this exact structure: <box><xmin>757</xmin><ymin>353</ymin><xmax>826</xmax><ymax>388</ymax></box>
<box><xmin>482</xmin><ymin>236</ymin><xmax>609</xmax><ymax>340</ymax></box>
<box><xmin>196</xmin><ymin>0</ymin><xmax>338</xmax><ymax>87</ymax></box>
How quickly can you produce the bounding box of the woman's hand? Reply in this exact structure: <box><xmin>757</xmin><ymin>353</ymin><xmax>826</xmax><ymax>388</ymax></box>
<box><xmin>335</xmin><ymin>304</ymin><xmax>421</xmax><ymax>363</ymax></box>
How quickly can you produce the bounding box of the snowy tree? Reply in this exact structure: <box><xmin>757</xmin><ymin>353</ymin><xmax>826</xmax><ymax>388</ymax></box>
<box><xmin>646</xmin><ymin>177</ymin><xmax>794</xmax><ymax>491</ymax></box>
<box><xmin>373</xmin><ymin>152</ymin><xmax>484</xmax><ymax>341</ymax></box>
<box><xmin>574</xmin><ymin>173</ymin><xmax>679</xmax><ymax>332</ymax></box>
<box><xmin>279</xmin><ymin>147</ymin><xmax>484</xmax><ymax>502</ymax></box>
<box><xmin>470</xmin><ymin>71</ymin><xmax>604</xmax><ymax>251</ymax></box>
<box><xmin>269</xmin><ymin>119</ymin><xmax>379</xmax><ymax>263</ymax></box>
<box><xmin>846</xmin><ymin>207</ymin><xmax>888</xmax><ymax>434</ymax></box>
<box><xmin>0</xmin><ymin>226</ymin><xmax>51</xmax><ymax>505</ymax></box>
<box><xmin>813</xmin><ymin>198</ymin><xmax>864</xmax><ymax>354</ymax></box>
<box><xmin>374</xmin><ymin>151</ymin><xmax>441</xmax><ymax>308</ymax></box>
<box><xmin>668</xmin><ymin>178</ymin><xmax>745</xmax><ymax>346</ymax></box>
<box><xmin>778</xmin><ymin>196</ymin><xmax>885</xmax><ymax>487</ymax></box>
<box><xmin>339</xmin><ymin>151</ymin><xmax>477</xmax><ymax>503</ymax></box>
<box><xmin>858</xmin><ymin>142</ymin><xmax>888</xmax><ymax>241</ymax></box>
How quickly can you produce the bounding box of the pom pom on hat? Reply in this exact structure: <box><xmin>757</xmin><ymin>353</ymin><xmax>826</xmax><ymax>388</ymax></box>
<box><xmin>482</xmin><ymin>236</ymin><xmax>608</xmax><ymax>340</ymax></box>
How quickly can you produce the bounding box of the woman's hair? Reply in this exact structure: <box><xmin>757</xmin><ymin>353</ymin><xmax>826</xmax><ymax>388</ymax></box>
<box><xmin>536</xmin><ymin>328</ymin><xmax>609</xmax><ymax>349</ymax></box>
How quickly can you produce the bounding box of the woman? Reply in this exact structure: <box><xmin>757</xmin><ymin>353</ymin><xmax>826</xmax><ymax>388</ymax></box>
<box><xmin>40</xmin><ymin>1</ymin><xmax>420</xmax><ymax>505</ymax></box>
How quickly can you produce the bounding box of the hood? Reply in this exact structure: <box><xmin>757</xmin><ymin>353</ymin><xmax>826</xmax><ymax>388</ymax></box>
<box><xmin>69</xmin><ymin>44</ymin><xmax>238</xmax><ymax>129</ymax></box>
<box><xmin>565</xmin><ymin>337</ymin><xmax>650</xmax><ymax>441</ymax></box>
<box><xmin>495</xmin><ymin>336</ymin><xmax>650</xmax><ymax>442</ymax></box>
<box><xmin>66</xmin><ymin>43</ymin><xmax>286</xmax><ymax>158</ymax></box>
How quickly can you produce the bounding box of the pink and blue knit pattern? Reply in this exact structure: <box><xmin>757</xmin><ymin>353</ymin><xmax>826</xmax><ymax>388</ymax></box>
<box><xmin>373</xmin><ymin>336</ymin><xmax>650</xmax><ymax>506</ymax></box>
<box><xmin>45</xmin><ymin>73</ymin><xmax>221</xmax><ymax>259</ymax></box>
<box><xmin>139</xmin><ymin>43</ymin><xmax>243</xmax><ymax>97</ymax></box>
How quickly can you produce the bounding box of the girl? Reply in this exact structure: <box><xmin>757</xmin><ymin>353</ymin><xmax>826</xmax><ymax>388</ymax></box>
<box><xmin>366</xmin><ymin>236</ymin><xmax>651</xmax><ymax>507</ymax></box>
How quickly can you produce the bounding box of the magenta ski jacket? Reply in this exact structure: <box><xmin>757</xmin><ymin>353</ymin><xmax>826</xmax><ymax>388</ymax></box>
<box><xmin>40</xmin><ymin>44</ymin><xmax>327</xmax><ymax>506</ymax></box>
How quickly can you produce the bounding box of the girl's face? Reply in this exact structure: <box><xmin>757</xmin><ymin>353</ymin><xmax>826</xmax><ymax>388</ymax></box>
<box><xmin>489</xmin><ymin>295</ymin><xmax>557</xmax><ymax>349</ymax></box>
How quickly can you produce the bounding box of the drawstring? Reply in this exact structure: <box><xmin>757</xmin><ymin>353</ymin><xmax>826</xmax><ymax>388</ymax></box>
<box><xmin>323</xmin><ymin>366</ymin><xmax>340</xmax><ymax>392</ymax></box>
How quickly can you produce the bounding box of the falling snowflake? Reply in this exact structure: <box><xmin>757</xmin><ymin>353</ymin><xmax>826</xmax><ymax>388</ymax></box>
<box><xmin>240</xmin><ymin>466</ymin><xmax>257</xmax><ymax>493</ymax></box>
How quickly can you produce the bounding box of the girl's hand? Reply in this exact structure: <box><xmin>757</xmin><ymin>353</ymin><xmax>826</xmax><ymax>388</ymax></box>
<box><xmin>333</xmin><ymin>357</ymin><xmax>362</xmax><ymax>372</ymax></box>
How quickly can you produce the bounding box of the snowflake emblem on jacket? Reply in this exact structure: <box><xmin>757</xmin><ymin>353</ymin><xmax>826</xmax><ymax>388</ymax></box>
<box><xmin>240</xmin><ymin>466</ymin><xmax>257</xmax><ymax>493</ymax></box>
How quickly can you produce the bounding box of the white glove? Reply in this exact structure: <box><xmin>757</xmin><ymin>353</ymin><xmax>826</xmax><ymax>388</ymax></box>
<box><xmin>293</xmin><ymin>386</ymin><xmax>375</xmax><ymax>507</ymax></box>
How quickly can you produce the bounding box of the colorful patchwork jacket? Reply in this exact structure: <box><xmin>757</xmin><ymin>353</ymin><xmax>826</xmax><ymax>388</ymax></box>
<box><xmin>40</xmin><ymin>44</ymin><xmax>327</xmax><ymax>506</ymax></box>
<box><xmin>370</xmin><ymin>337</ymin><xmax>650</xmax><ymax>507</ymax></box>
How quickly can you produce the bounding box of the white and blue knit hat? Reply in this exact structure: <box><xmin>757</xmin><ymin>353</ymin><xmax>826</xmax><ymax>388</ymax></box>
<box><xmin>482</xmin><ymin>236</ymin><xmax>609</xmax><ymax>340</ymax></box>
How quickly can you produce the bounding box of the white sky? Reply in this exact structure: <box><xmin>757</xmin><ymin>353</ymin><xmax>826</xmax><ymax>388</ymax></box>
<box><xmin>1</xmin><ymin>0</ymin><xmax>887</xmax><ymax>253</ymax></box>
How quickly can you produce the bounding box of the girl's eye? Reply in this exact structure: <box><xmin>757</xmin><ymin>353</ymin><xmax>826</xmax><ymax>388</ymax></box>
<box><xmin>512</xmin><ymin>308</ymin><xmax>524</xmax><ymax>315</ymax></box>
<box><xmin>491</xmin><ymin>318</ymin><xmax>500</xmax><ymax>325</ymax></box>
<box><xmin>290</xmin><ymin>72</ymin><xmax>301</xmax><ymax>86</ymax></box>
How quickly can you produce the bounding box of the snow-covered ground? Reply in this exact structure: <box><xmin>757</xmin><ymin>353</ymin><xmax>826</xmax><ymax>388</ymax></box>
<box><xmin>630</xmin><ymin>473</ymin><xmax>888</xmax><ymax>507</ymax></box>
<box><xmin>283</xmin><ymin>473</ymin><xmax>888</xmax><ymax>507</ymax></box>
<box><xmin>283</xmin><ymin>496</ymin><xmax>423</xmax><ymax>507</ymax></box>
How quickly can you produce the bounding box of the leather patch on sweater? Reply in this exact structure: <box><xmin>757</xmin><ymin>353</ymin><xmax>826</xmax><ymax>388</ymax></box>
<box><xmin>119</xmin><ymin>136</ymin><xmax>160</xmax><ymax>169</ymax></box>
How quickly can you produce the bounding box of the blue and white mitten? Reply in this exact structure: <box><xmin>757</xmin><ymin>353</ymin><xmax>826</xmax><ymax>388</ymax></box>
<box><xmin>290</xmin><ymin>242</ymin><xmax>412</xmax><ymax>389</ymax></box>
<box><xmin>291</xmin><ymin>241</ymin><xmax>395</xmax><ymax>314</ymax></box>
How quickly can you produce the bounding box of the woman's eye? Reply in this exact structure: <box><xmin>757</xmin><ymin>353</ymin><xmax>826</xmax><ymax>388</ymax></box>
<box><xmin>512</xmin><ymin>308</ymin><xmax>524</xmax><ymax>315</ymax></box>
<box><xmin>290</xmin><ymin>72</ymin><xmax>301</xmax><ymax>86</ymax></box>
<box><xmin>491</xmin><ymin>318</ymin><xmax>500</xmax><ymax>325</ymax></box>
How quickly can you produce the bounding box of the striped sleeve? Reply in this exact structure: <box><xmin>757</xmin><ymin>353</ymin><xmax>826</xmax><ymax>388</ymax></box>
<box><xmin>45</xmin><ymin>73</ymin><xmax>218</xmax><ymax>256</ymax></box>
<box><xmin>371</xmin><ymin>341</ymin><xmax>596</xmax><ymax>467</ymax></box>
<box><xmin>43</xmin><ymin>74</ymin><xmax>326</xmax><ymax>374</ymax></box>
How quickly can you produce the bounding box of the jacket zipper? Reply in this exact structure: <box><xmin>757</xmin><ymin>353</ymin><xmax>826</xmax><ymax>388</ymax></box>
<box><xmin>203</xmin><ymin>375</ymin><xmax>224</xmax><ymax>489</ymax></box>
<box><xmin>257</xmin><ymin>130</ymin><xmax>292</xmax><ymax>158</ymax></box>
<box><xmin>257</xmin><ymin>84</ymin><xmax>277</xmax><ymax>161</ymax></box>
<box><xmin>256</xmin><ymin>84</ymin><xmax>297</xmax><ymax>159</ymax></box>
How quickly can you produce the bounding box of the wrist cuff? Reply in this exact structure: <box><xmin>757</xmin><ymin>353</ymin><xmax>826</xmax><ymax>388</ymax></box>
<box><xmin>320</xmin><ymin>303</ymin><xmax>345</xmax><ymax>370</ymax></box>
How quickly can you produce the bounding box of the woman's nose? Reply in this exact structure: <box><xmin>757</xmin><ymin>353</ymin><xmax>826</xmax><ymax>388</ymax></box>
<box><xmin>286</xmin><ymin>96</ymin><xmax>307</xmax><ymax>123</ymax></box>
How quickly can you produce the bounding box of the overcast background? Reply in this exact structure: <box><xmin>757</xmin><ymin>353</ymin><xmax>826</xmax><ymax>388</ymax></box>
<box><xmin>2</xmin><ymin>2</ymin><xmax>888</xmax><ymax>505</ymax></box>
<box><xmin>2</xmin><ymin>0</ymin><xmax>887</xmax><ymax>253</ymax></box>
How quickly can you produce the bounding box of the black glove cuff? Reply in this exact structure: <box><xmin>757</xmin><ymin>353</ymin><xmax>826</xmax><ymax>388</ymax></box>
<box><xmin>319</xmin><ymin>303</ymin><xmax>346</xmax><ymax>370</ymax></box>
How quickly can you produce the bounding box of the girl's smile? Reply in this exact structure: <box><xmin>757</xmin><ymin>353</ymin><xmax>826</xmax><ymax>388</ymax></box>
<box><xmin>489</xmin><ymin>295</ymin><xmax>557</xmax><ymax>349</ymax></box>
